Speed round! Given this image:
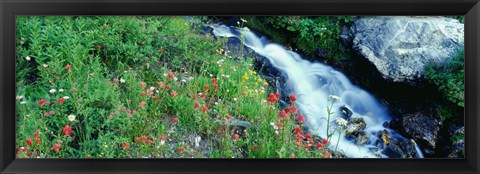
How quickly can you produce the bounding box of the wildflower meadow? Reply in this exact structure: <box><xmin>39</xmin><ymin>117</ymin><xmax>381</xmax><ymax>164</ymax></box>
<box><xmin>15</xmin><ymin>16</ymin><xmax>338</xmax><ymax>158</ymax></box>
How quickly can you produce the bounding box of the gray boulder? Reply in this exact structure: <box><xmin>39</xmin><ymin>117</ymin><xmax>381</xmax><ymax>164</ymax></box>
<box><xmin>346</xmin><ymin>117</ymin><xmax>367</xmax><ymax>136</ymax></box>
<box><xmin>347</xmin><ymin>16</ymin><xmax>464</xmax><ymax>84</ymax></box>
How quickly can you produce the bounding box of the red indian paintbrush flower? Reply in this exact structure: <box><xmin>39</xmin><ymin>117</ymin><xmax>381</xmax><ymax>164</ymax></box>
<box><xmin>233</xmin><ymin>134</ymin><xmax>240</xmax><ymax>141</ymax></box>
<box><xmin>64</xmin><ymin>64</ymin><xmax>72</xmax><ymax>71</ymax></box>
<box><xmin>38</xmin><ymin>99</ymin><xmax>46</xmax><ymax>107</ymax></box>
<box><xmin>33</xmin><ymin>130</ymin><xmax>39</xmax><ymax>139</ymax></box>
<box><xmin>204</xmin><ymin>85</ymin><xmax>210</xmax><ymax>91</ymax></box>
<box><xmin>200</xmin><ymin>93</ymin><xmax>206</xmax><ymax>99</ymax></box>
<box><xmin>225</xmin><ymin>114</ymin><xmax>231</xmax><ymax>121</ymax></box>
<box><xmin>202</xmin><ymin>105</ymin><xmax>208</xmax><ymax>113</ymax></box>
<box><xmin>267</xmin><ymin>93</ymin><xmax>277</xmax><ymax>104</ymax></box>
<box><xmin>157</xmin><ymin>81</ymin><xmax>165</xmax><ymax>88</ymax></box>
<box><xmin>296</xmin><ymin>114</ymin><xmax>305</xmax><ymax>124</ymax></box>
<box><xmin>316</xmin><ymin>142</ymin><xmax>324</xmax><ymax>150</ymax></box>
<box><xmin>279</xmin><ymin>110</ymin><xmax>289</xmax><ymax>119</ymax></box>
<box><xmin>63</xmin><ymin>125</ymin><xmax>73</xmax><ymax>136</ymax></box>
<box><xmin>35</xmin><ymin>138</ymin><xmax>40</xmax><ymax>144</ymax></box>
<box><xmin>122</xmin><ymin>143</ymin><xmax>130</xmax><ymax>150</ymax></box>
<box><xmin>52</xmin><ymin>143</ymin><xmax>62</xmax><ymax>152</ymax></box>
<box><xmin>173</xmin><ymin>117</ymin><xmax>179</xmax><ymax>124</ymax></box>
<box><xmin>305</xmin><ymin>133</ymin><xmax>312</xmax><ymax>140</ymax></box>
<box><xmin>194</xmin><ymin>102</ymin><xmax>200</xmax><ymax>109</ymax></box>
<box><xmin>294</xmin><ymin>126</ymin><xmax>303</xmax><ymax>137</ymax></box>
<box><xmin>26</xmin><ymin>138</ymin><xmax>32</xmax><ymax>146</ymax></box>
<box><xmin>153</xmin><ymin>96</ymin><xmax>159</xmax><ymax>101</ymax></box>
<box><xmin>170</xmin><ymin>91</ymin><xmax>178</xmax><ymax>97</ymax></box>
<box><xmin>277</xmin><ymin>122</ymin><xmax>283</xmax><ymax>129</ymax></box>
<box><xmin>211</xmin><ymin>78</ymin><xmax>217</xmax><ymax>84</ymax></box>
<box><xmin>140</xmin><ymin>82</ymin><xmax>146</xmax><ymax>88</ymax></box>
<box><xmin>290</xmin><ymin>153</ymin><xmax>295</xmax><ymax>158</ymax></box>
<box><xmin>322</xmin><ymin>138</ymin><xmax>329</xmax><ymax>145</ymax></box>
<box><xmin>214</xmin><ymin>84</ymin><xmax>219</xmax><ymax>90</ymax></box>
<box><xmin>167</xmin><ymin>71</ymin><xmax>174</xmax><ymax>79</ymax></box>
<box><xmin>178</xmin><ymin>146</ymin><xmax>185</xmax><ymax>153</ymax></box>
<box><xmin>138</xmin><ymin>101</ymin><xmax>146</xmax><ymax>108</ymax></box>
<box><xmin>165</xmin><ymin>85</ymin><xmax>171</xmax><ymax>90</ymax></box>
<box><xmin>275</xmin><ymin>92</ymin><xmax>280</xmax><ymax>99</ymax></box>
<box><xmin>289</xmin><ymin>93</ymin><xmax>296</xmax><ymax>103</ymax></box>
<box><xmin>96</xmin><ymin>45</ymin><xmax>102</xmax><ymax>49</ymax></box>
<box><xmin>146</xmin><ymin>88</ymin><xmax>153</xmax><ymax>95</ymax></box>
<box><xmin>58</xmin><ymin>97</ymin><xmax>65</xmax><ymax>104</ymax></box>
<box><xmin>159</xmin><ymin>135</ymin><xmax>166</xmax><ymax>141</ymax></box>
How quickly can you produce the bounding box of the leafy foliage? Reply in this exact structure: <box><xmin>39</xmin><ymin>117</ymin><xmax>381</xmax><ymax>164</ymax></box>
<box><xmin>250</xmin><ymin>16</ymin><xmax>353</xmax><ymax>62</ymax></box>
<box><xmin>424</xmin><ymin>50</ymin><xmax>464</xmax><ymax>107</ymax></box>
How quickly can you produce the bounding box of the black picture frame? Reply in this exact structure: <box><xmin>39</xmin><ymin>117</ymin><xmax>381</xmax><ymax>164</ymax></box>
<box><xmin>1</xmin><ymin>0</ymin><xmax>479</xmax><ymax>173</ymax></box>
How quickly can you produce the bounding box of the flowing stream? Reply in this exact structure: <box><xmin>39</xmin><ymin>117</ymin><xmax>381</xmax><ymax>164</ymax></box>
<box><xmin>210</xmin><ymin>24</ymin><xmax>424</xmax><ymax>158</ymax></box>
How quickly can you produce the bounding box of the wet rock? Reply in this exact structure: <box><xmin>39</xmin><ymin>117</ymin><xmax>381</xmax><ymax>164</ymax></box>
<box><xmin>378</xmin><ymin>129</ymin><xmax>391</xmax><ymax>147</ymax></box>
<box><xmin>339</xmin><ymin>106</ymin><xmax>353</xmax><ymax>120</ymax></box>
<box><xmin>346</xmin><ymin>117</ymin><xmax>367</xmax><ymax>136</ymax></box>
<box><xmin>383</xmin><ymin>138</ymin><xmax>420</xmax><ymax>158</ymax></box>
<box><xmin>347</xmin><ymin>16</ymin><xmax>464</xmax><ymax>84</ymax></box>
<box><xmin>447</xmin><ymin>126</ymin><xmax>464</xmax><ymax>158</ymax></box>
<box><xmin>389</xmin><ymin>113</ymin><xmax>440</xmax><ymax>156</ymax></box>
<box><xmin>355</xmin><ymin>131</ymin><xmax>369</xmax><ymax>145</ymax></box>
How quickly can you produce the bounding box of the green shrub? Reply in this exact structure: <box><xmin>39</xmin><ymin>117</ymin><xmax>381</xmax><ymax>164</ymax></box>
<box><xmin>247</xmin><ymin>16</ymin><xmax>352</xmax><ymax>62</ymax></box>
<box><xmin>425</xmin><ymin>50</ymin><xmax>464</xmax><ymax>107</ymax></box>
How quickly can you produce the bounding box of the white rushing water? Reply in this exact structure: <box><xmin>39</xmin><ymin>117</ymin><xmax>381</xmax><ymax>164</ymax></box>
<box><xmin>211</xmin><ymin>24</ymin><xmax>422</xmax><ymax>158</ymax></box>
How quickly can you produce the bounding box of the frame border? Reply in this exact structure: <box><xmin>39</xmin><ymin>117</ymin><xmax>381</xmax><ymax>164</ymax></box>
<box><xmin>1</xmin><ymin>0</ymin><xmax>479</xmax><ymax>174</ymax></box>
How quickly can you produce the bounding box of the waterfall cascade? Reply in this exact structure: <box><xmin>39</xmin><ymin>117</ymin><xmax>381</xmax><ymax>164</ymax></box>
<box><xmin>211</xmin><ymin>24</ymin><xmax>424</xmax><ymax>158</ymax></box>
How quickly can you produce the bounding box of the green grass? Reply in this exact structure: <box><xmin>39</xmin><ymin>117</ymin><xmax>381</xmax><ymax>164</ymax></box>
<box><xmin>15</xmin><ymin>16</ymin><xmax>334</xmax><ymax>158</ymax></box>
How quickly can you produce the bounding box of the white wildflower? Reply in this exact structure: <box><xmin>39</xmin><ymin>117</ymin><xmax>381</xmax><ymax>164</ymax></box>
<box><xmin>63</xmin><ymin>96</ymin><xmax>70</xmax><ymax>100</ymax></box>
<box><xmin>329</xmin><ymin>95</ymin><xmax>341</xmax><ymax>101</ymax></box>
<box><xmin>68</xmin><ymin>114</ymin><xmax>76</xmax><ymax>122</ymax></box>
<box><xmin>194</xmin><ymin>136</ymin><xmax>201</xmax><ymax>147</ymax></box>
<box><xmin>42</xmin><ymin>64</ymin><xmax>48</xmax><ymax>68</ymax></box>
<box><xmin>49</xmin><ymin>89</ymin><xmax>56</xmax><ymax>94</ymax></box>
<box><xmin>59</xmin><ymin>89</ymin><xmax>64</xmax><ymax>92</ymax></box>
<box><xmin>25</xmin><ymin>56</ymin><xmax>31</xmax><ymax>61</ymax></box>
<box><xmin>150</xmin><ymin>87</ymin><xmax>155</xmax><ymax>91</ymax></box>
<box><xmin>240</xmin><ymin>18</ymin><xmax>247</xmax><ymax>23</ymax></box>
<box><xmin>120</xmin><ymin>78</ymin><xmax>125</xmax><ymax>83</ymax></box>
<box><xmin>20</xmin><ymin>101</ymin><xmax>27</xmax><ymax>105</ymax></box>
<box><xmin>16</xmin><ymin>95</ymin><xmax>24</xmax><ymax>100</ymax></box>
<box><xmin>335</xmin><ymin>117</ymin><xmax>348</xmax><ymax>127</ymax></box>
<box><xmin>233</xmin><ymin>98</ymin><xmax>238</xmax><ymax>102</ymax></box>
